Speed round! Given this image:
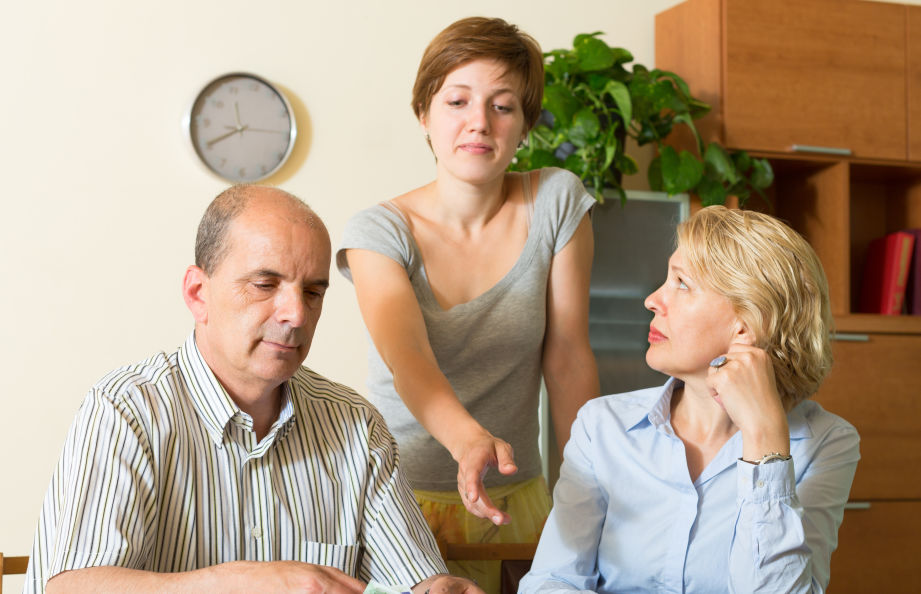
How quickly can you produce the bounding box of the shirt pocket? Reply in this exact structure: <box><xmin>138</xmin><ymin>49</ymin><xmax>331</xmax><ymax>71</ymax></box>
<box><xmin>300</xmin><ymin>541</ymin><xmax>361</xmax><ymax>576</ymax></box>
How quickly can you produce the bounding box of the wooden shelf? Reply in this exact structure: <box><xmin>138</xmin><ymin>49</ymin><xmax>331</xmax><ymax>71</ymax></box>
<box><xmin>834</xmin><ymin>314</ymin><xmax>921</xmax><ymax>335</ymax></box>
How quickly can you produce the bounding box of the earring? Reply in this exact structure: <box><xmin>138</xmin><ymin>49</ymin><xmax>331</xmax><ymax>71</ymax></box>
<box><xmin>425</xmin><ymin>133</ymin><xmax>431</xmax><ymax>144</ymax></box>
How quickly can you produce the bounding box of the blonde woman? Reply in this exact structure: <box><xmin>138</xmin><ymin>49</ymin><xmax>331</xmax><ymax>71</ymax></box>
<box><xmin>521</xmin><ymin>206</ymin><xmax>860</xmax><ymax>593</ymax></box>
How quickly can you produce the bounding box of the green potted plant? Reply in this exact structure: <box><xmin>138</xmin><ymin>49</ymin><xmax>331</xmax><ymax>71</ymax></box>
<box><xmin>510</xmin><ymin>32</ymin><xmax>773</xmax><ymax>205</ymax></box>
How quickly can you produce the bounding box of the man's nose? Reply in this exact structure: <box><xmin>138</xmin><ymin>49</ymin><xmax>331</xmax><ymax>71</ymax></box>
<box><xmin>276</xmin><ymin>286</ymin><xmax>307</xmax><ymax>327</ymax></box>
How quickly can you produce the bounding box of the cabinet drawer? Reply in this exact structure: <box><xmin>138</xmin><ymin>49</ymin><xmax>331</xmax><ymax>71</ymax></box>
<box><xmin>830</xmin><ymin>501</ymin><xmax>921</xmax><ymax>593</ymax></box>
<box><xmin>656</xmin><ymin>0</ymin><xmax>908</xmax><ymax>160</ymax></box>
<box><xmin>814</xmin><ymin>334</ymin><xmax>921</xmax><ymax>499</ymax></box>
<box><xmin>723</xmin><ymin>0</ymin><xmax>906</xmax><ymax>159</ymax></box>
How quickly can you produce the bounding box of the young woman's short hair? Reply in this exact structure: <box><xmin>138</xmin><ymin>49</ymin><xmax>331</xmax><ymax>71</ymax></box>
<box><xmin>411</xmin><ymin>17</ymin><xmax>544</xmax><ymax>130</ymax></box>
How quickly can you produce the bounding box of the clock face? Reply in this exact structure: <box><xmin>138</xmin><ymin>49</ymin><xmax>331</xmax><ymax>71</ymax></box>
<box><xmin>187</xmin><ymin>73</ymin><xmax>296</xmax><ymax>183</ymax></box>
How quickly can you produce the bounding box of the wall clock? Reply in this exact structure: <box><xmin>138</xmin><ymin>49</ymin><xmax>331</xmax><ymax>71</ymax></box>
<box><xmin>186</xmin><ymin>72</ymin><xmax>297</xmax><ymax>183</ymax></box>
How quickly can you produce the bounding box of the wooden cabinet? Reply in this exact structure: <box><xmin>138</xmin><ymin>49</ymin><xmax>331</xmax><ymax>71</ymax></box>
<box><xmin>816</xmin><ymin>333</ymin><xmax>921</xmax><ymax>500</ymax></box>
<box><xmin>656</xmin><ymin>1</ymin><xmax>921</xmax><ymax>591</ymax></box>
<box><xmin>753</xmin><ymin>156</ymin><xmax>921</xmax><ymax>318</ymax></box>
<box><xmin>831</xmin><ymin>501</ymin><xmax>921</xmax><ymax>593</ymax></box>
<box><xmin>910</xmin><ymin>6</ymin><xmax>921</xmax><ymax>161</ymax></box>
<box><xmin>657</xmin><ymin>0</ymin><xmax>909</xmax><ymax>160</ymax></box>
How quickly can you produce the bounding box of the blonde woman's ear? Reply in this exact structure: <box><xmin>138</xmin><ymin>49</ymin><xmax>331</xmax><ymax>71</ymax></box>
<box><xmin>731</xmin><ymin>319</ymin><xmax>757</xmax><ymax>346</ymax></box>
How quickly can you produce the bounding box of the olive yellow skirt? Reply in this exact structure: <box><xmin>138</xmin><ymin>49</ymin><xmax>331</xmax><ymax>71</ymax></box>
<box><xmin>414</xmin><ymin>476</ymin><xmax>551</xmax><ymax>594</ymax></box>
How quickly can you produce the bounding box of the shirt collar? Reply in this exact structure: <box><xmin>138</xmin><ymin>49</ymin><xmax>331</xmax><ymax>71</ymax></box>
<box><xmin>625</xmin><ymin>377</ymin><xmax>681</xmax><ymax>432</ymax></box>
<box><xmin>177</xmin><ymin>332</ymin><xmax>296</xmax><ymax>446</ymax></box>
<box><xmin>624</xmin><ymin>376</ymin><xmax>814</xmax><ymax>440</ymax></box>
<box><xmin>787</xmin><ymin>400</ymin><xmax>814</xmax><ymax>440</ymax></box>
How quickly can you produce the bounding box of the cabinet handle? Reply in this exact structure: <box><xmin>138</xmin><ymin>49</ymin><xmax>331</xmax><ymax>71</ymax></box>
<box><xmin>832</xmin><ymin>333</ymin><xmax>870</xmax><ymax>342</ymax></box>
<box><xmin>844</xmin><ymin>502</ymin><xmax>872</xmax><ymax>510</ymax></box>
<box><xmin>789</xmin><ymin>144</ymin><xmax>853</xmax><ymax>156</ymax></box>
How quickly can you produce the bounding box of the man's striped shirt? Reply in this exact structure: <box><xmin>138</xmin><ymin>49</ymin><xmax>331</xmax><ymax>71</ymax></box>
<box><xmin>25</xmin><ymin>333</ymin><xmax>446</xmax><ymax>592</ymax></box>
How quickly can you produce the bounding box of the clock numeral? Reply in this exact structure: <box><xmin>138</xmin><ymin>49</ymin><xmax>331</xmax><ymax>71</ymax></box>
<box><xmin>220</xmin><ymin>158</ymin><xmax>227</xmax><ymax>168</ymax></box>
<box><xmin>250</xmin><ymin>82</ymin><xmax>259</xmax><ymax>91</ymax></box>
<box><xmin>239</xmin><ymin>167</ymin><xmax>246</xmax><ymax>178</ymax></box>
<box><xmin>212</xmin><ymin>100</ymin><xmax>224</xmax><ymax>109</ymax></box>
<box><xmin>229</xmin><ymin>86</ymin><xmax>239</xmax><ymax>94</ymax></box>
<box><xmin>202</xmin><ymin>118</ymin><xmax>211</xmax><ymax>128</ymax></box>
<box><xmin>261</xmin><ymin>165</ymin><xmax>268</xmax><ymax>174</ymax></box>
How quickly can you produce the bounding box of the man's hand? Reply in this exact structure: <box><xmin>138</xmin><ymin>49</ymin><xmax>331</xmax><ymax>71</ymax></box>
<box><xmin>413</xmin><ymin>574</ymin><xmax>484</xmax><ymax>594</ymax></box>
<box><xmin>223</xmin><ymin>561</ymin><xmax>366</xmax><ymax>593</ymax></box>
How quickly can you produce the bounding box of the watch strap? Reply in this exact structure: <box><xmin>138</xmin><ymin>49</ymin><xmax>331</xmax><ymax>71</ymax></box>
<box><xmin>739</xmin><ymin>452</ymin><xmax>792</xmax><ymax>465</ymax></box>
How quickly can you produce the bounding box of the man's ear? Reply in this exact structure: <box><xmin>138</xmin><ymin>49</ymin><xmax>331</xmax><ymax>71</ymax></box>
<box><xmin>183</xmin><ymin>265</ymin><xmax>209</xmax><ymax>324</ymax></box>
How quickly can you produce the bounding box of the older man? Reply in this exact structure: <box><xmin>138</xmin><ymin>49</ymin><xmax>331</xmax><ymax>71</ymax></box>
<box><xmin>25</xmin><ymin>186</ymin><xmax>476</xmax><ymax>594</ymax></box>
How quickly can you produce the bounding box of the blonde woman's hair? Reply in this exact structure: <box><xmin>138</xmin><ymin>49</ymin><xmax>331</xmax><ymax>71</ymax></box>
<box><xmin>677</xmin><ymin>206</ymin><xmax>833</xmax><ymax>407</ymax></box>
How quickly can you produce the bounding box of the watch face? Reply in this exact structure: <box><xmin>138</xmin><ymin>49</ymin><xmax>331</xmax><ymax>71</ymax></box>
<box><xmin>187</xmin><ymin>73</ymin><xmax>296</xmax><ymax>183</ymax></box>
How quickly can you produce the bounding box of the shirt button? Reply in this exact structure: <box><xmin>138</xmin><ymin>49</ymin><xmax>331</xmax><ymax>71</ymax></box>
<box><xmin>252</xmin><ymin>526</ymin><xmax>262</xmax><ymax>539</ymax></box>
<box><xmin>756</xmin><ymin>480</ymin><xmax>765</xmax><ymax>488</ymax></box>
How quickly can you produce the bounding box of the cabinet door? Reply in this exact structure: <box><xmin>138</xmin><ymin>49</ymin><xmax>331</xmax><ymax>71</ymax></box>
<box><xmin>910</xmin><ymin>6</ymin><xmax>921</xmax><ymax>161</ymax></box>
<box><xmin>814</xmin><ymin>333</ymin><xmax>921</xmax><ymax>500</ymax></box>
<box><xmin>830</xmin><ymin>501</ymin><xmax>921</xmax><ymax>593</ymax></box>
<box><xmin>723</xmin><ymin>0</ymin><xmax>907</xmax><ymax>160</ymax></box>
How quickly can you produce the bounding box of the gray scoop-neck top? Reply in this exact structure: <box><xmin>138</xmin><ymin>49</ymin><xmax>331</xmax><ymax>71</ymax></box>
<box><xmin>337</xmin><ymin>167</ymin><xmax>594</xmax><ymax>490</ymax></box>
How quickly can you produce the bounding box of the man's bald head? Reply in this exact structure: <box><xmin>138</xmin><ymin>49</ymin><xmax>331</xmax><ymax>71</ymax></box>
<box><xmin>195</xmin><ymin>185</ymin><xmax>325</xmax><ymax>276</ymax></box>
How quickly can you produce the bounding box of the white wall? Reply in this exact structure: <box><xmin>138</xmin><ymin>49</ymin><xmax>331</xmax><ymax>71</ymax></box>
<box><xmin>0</xmin><ymin>1</ymin><xmax>685</xmax><ymax>587</ymax></box>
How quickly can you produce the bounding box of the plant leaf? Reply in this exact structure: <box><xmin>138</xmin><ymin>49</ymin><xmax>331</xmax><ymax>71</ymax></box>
<box><xmin>529</xmin><ymin>149</ymin><xmax>560</xmax><ymax>169</ymax></box>
<box><xmin>661</xmin><ymin>147</ymin><xmax>704</xmax><ymax>194</ymax></box>
<box><xmin>610</xmin><ymin>47</ymin><xmax>634</xmax><ymax>65</ymax></box>
<box><xmin>704</xmin><ymin>143</ymin><xmax>740</xmax><ymax>185</ymax></box>
<box><xmin>563</xmin><ymin>152</ymin><xmax>588</xmax><ymax>178</ymax></box>
<box><xmin>603</xmin><ymin>80</ymin><xmax>632</xmax><ymax>125</ymax></box>
<box><xmin>543</xmin><ymin>84</ymin><xmax>581</xmax><ymax>129</ymax></box>
<box><xmin>673</xmin><ymin>113</ymin><xmax>703</xmax><ymax>154</ymax></box>
<box><xmin>568</xmin><ymin>108</ymin><xmax>602</xmax><ymax>146</ymax></box>
<box><xmin>750</xmin><ymin>158</ymin><xmax>775</xmax><ymax>188</ymax></box>
<box><xmin>647</xmin><ymin>155</ymin><xmax>664</xmax><ymax>192</ymax></box>
<box><xmin>574</xmin><ymin>36</ymin><xmax>615</xmax><ymax>71</ymax></box>
<box><xmin>615</xmin><ymin>153</ymin><xmax>639</xmax><ymax>176</ymax></box>
<box><xmin>732</xmin><ymin>150</ymin><xmax>752</xmax><ymax>173</ymax></box>
<box><xmin>696</xmin><ymin>174</ymin><xmax>728</xmax><ymax>206</ymax></box>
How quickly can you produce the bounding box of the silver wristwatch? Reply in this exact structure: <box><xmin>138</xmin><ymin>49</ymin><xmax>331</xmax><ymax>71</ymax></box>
<box><xmin>740</xmin><ymin>452</ymin><xmax>792</xmax><ymax>465</ymax></box>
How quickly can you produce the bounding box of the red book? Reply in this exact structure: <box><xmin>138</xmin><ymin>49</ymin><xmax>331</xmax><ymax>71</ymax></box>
<box><xmin>859</xmin><ymin>231</ymin><xmax>916</xmax><ymax>315</ymax></box>
<box><xmin>903</xmin><ymin>228</ymin><xmax>921</xmax><ymax>315</ymax></box>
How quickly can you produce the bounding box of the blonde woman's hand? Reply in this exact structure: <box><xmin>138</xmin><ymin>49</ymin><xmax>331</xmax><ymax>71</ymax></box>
<box><xmin>453</xmin><ymin>433</ymin><xmax>517</xmax><ymax>525</ymax></box>
<box><xmin>706</xmin><ymin>343</ymin><xmax>790</xmax><ymax>459</ymax></box>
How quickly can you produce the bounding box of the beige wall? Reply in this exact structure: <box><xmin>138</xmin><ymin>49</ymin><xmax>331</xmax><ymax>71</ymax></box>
<box><xmin>0</xmin><ymin>0</ymin><xmax>684</xmax><ymax>584</ymax></box>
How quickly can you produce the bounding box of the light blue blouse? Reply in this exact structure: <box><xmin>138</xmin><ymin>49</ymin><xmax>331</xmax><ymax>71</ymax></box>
<box><xmin>520</xmin><ymin>379</ymin><xmax>860</xmax><ymax>594</ymax></box>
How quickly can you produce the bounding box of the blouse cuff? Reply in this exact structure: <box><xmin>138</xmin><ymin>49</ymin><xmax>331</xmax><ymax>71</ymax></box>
<box><xmin>736</xmin><ymin>458</ymin><xmax>795</xmax><ymax>504</ymax></box>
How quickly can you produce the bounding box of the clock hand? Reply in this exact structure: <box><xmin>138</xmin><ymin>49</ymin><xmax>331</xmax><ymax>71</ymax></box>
<box><xmin>207</xmin><ymin>124</ymin><xmax>249</xmax><ymax>148</ymax></box>
<box><xmin>234</xmin><ymin>102</ymin><xmax>242</xmax><ymax>127</ymax></box>
<box><xmin>243</xmin><ymin>128</ymin><xmax>287</xmax><ymax>134</ymax></box>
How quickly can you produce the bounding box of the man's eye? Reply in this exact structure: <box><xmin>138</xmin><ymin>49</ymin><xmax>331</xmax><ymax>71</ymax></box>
<box><xmin>493</xmin><ymin>104</ymin><xmax>513</xmax><ymax>113</ymax></box>
<box><xmin>447</xmin><ymin>99</ymin><xmax>465</xmax><ymax>107</ymax></box>
<box><xmin>253</xmin><ymin>282</ymin><xmax>274</xmax><ymax>291</ymax></box>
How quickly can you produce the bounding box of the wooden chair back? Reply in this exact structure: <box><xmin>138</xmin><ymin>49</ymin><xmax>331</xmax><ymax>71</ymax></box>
<box><xmin>439</xmin><ymin>542</ymin><xmax>537</xmax><ymax>594</ymax></box>
<box><xmin>0</xmin><ymin>553</ymin><xmax>29</xmax><ymax>594</ymax></box>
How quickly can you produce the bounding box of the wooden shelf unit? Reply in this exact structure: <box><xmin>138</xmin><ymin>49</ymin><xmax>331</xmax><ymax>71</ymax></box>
<box><xmin>657</xmin><ymin>1</ymin><xmax>921</xmax><ymax>591</ymax></box>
